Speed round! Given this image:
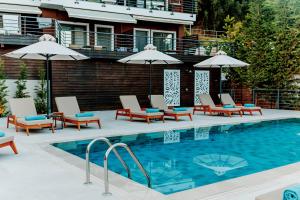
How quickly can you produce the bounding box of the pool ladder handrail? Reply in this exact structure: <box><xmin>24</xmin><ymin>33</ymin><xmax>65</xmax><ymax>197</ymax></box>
<box><xmin>103</xmin><ymin>142</ymin><xmax>151</xmax><ymax>196</ymax></box>
<box><xmin>85</xmin><ymin>137</ymin><xmax>131</xmax><ymax>184</ymax></box>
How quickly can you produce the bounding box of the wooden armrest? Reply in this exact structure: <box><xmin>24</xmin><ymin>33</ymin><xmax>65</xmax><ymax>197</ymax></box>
<box><xmin>141</xmin><ymin>108</ymin><xmax>147</xmax><ymax>111</ymax></box>
<box><xmin>168</xmin><ymin>106</ymin><xmax>174</xmax><ymax>109</ymax></box>
<box><xmin>235</xmin><ymin>103</ymin><xmax>242</xmax><ymax>106</ymax></box>
<box><xmin>216</xmin><ymin>104</ymin><xmax>222</xmax><ymax>107</ymax></box>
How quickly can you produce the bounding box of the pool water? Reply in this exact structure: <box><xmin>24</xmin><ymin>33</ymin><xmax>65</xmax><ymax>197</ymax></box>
<box><xmin>53</xmin><ymin>118</ymin><xmax>300</xmax><ymax>194</ymax></box>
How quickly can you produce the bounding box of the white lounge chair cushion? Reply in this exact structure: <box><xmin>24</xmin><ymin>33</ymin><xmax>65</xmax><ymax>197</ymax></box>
<box><xmin>55</xmin><ymin>96</ymin><xmax>81</xmax><ymax>115</ymax></box>
<box><xmin>131</xmin><ymin>111</ymin><xmax>164</xmax><ymax>116</ymax></box>
<box><xmin>9</xmin><ymin>98</ymin><xmax>37</xmax><ymax>117</ymax></box>
<box><xmin>17</xmin><ymin>118</ymin><xmax>52</xmax><ymax>126</ymax></box>
<box><xmin>219</xmin><ymin>93</ymin><xmax>262</xmax><ymax>110</ymax></box>
<box><xmin>164</xmin><ymin>109</ymin><xmax>192</xmax><ymax>114</ymax></box>
<box><xmin>64</xmin><ymin>115</ymin><xmax>99</xmax><ymax>122</ymax></box>
<box><xmin>0</xmin><ymin>136</ymin><xmax>14</xmax><ymax>144</ymax></box>
<box><xmin>120</xmin><ymin>95</ymin><xmax>141</xmax><ymax>112</ymax></box>
<box><xmin>150</xmin><ymin>95</ymin><xmax>169</xmax><ymax>110</ymax></box>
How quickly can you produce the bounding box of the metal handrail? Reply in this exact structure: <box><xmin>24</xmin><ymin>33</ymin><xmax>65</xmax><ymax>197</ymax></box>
<box><xmin>85</xmin><ymin>137</ymin><xmax>131</xmax><ymax>184</ymax></box>
<box><xmin>103</xmin><ymin>143</ymin><xmax>151</xmax><ymax>196</ymax></box>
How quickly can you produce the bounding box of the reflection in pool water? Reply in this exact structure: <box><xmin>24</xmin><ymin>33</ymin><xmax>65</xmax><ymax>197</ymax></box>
<box><xmin>193</xmin><ymin>154</ymin><xmax>248</xmax><ymax>176</ymax></box>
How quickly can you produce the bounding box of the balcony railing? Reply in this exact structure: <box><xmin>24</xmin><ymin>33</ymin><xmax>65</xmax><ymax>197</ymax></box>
<box><xmin>79</xmin><ymin>0</ymin><xmax>197</xmax><ymax>14</ymax></box>
<box><xmin>0</xmin><ymin>15</ymin><xmax>56</xmax><ymax>45</ymax></box>
<box><xmin>55</xmin><ymin>29</ymin><xmax>234</xmax><ymax>56</ymax></box>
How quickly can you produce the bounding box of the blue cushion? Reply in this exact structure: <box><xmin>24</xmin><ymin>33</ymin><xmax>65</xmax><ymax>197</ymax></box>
<box><xmin>146</xmin><ymin>108</ymin><xmax>160</xmax><ymax>113</ymax></box>
<box><xmin>223</xmin><ymin>104</ymin><xmax>235</xmax><ymax>108</ymax></box>
<box><xmin>173</xmin><ymin>107</ymin><xmax>188</xmax><ymax>112</ymax></box>
<box><xmin>75</xmin><ymin>112</ymin><xmax>95</xmax><ymax>118</ymax></box>
<box><xmin>283</xmin><ymin>185</ymin><xmax>300</xmax><ymax>200</ymax></box>
<box><xmin>0</xmin><ymin>132</ymin><xmax>5</xmax><ymax>137</ymax></box>
<box><xmin>244</xmin><ymin>103</ymin><xmax>255</xmax><ymax>108</ymax></box>
<box><xmin>25</xmin><ymin>115</ymin><xmax>47</xmax><ymax>121</ymax></box>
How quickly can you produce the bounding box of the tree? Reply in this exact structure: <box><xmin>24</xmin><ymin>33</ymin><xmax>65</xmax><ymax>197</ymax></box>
<box><xmin>197</xmin><ymin>0</ymin><xmax>249</xmax><ymax>30</ymax></box>
<box><xmin>224</xmin><ymin>0</ymin><xmax>300</xmax><ymax>90</ymax></box>
<box><xmin>15</xmin><ymin>62</ymin><xmax>30</xmax><ymax>98</ymax></box>
<box><xmin>34</xmin><ymin>67</ymin><xmax>47</xmax><ymax>114</ymax></box>
<box><xmin>0</xmin><ymin>58</ymin><xmax>8</xmax><ymax>115</ymax></box>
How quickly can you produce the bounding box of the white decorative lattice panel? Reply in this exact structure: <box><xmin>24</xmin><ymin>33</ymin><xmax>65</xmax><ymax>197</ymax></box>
<box><xmin>164</xmin><ymin>69</ymin><xmax>180</xmax><ymax>106</ymax></box>
<box><xmin>194</xmin><ymin>70</ymin><xmax>210</xmax><ymax>105</ymax></box>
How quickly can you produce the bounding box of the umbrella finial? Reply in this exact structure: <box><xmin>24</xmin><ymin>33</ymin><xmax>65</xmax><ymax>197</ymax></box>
<box><xmin>144</xmin><ymin>44</ymin><xmax>157</xmax><ymax>50</ymax></box>
<box><xmin>216</xmin><ymin>50</ymin><xmax>227</xmax><ymax>56</ymax></box>
<box><xmin>39</xmin><ymin>34</ymin><xmax>56</xmax><ymax>42</ymax></box>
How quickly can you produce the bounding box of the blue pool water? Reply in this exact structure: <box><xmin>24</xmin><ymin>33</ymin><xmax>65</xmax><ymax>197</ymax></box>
<box><xmin>53</xmin><ymin>118</ymin><xmax>300</xmax><ymax>194</ymax></box>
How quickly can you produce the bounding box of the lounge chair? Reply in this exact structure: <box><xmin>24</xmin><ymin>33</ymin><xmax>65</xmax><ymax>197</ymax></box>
<box><xmin>55</xmin><ymin>96</ymin><xmax>101</xmax><ymax>131</ymax></box>
<box><xmin>7</xmin><ymin>98</ymin><xmax>54</xmax><ymax>136</ymax></box>
<box><xmin>150</xmin><ymin>95</ymin><xmax>192</xmax><ymax>121</ymax></box>
<box><xmin>219</xmin><ymin>93</ymin><xmax>262</xmax><ymax>115</ymax></box>
<box><xmin>193</xmin><ymin>94</ymin><xmax>242</xmax><ymax>117</ymax></box>
<box><xmin>116</xmin><ymin>95</ymin><xmax>164</xmax><ymax>123</ymax></box>
<box><xmin>0</xmin><ymin>136</ymin><xmax>18</xmax><ymax>154</ymax></box>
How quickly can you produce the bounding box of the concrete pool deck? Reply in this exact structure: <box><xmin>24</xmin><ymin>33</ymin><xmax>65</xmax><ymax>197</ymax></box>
<box><xmin>1</xmin><ymin>109</ymin><xmax>300</xmax><ymax>200</ymax></box>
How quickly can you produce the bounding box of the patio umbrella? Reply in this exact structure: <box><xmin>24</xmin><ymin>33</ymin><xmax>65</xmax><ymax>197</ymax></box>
<box><xmin>118</xmin><ymin>44</ymin><xmax>182</xmax><ymax>99</ymax></box>
<box><xmin>194</xmin><ymin>51</ymin><xmax>249</xmax><ymax>101</ymax></box>
<box><xmin>4</xmin><ymin>34</ymin><xmax>89</xmax><ymax>115</ymax></box>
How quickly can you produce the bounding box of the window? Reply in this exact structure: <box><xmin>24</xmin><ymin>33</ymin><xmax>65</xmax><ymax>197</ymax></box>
<box><xmin>134</xmin><ymin>29</ymin><xmax>150</xmax><ymax>52</ymax></box>
<box><xmin>60</xmin><ymin>23</ymin><xmax>88</xmax><ymax>47</ymax></box>
<box><xmin>152</xmin><ymin>31</ymin><xmax>176</xmax><ymax>51</ymax></box>
<box><xmin>0</xmin><ymin>16</ymin><xmax>3</xmax><ymax>29</ymax></box>
<box><xmin>95</xmin><ymin>25</ymin><xmax>114</xmax><ymax>51</ymax></box>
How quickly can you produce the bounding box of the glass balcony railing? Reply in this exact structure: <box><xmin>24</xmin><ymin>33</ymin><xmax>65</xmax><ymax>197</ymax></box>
<box><xmin>79</xmin><ymin>0</ymin><xmax>197</xmax><ymax>14</ymax></box>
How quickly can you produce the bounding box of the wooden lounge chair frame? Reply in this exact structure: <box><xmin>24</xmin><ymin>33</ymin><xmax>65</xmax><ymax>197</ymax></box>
<box><xmin>116</xmin><ymin>96</ymin><xmax>165</xmax><ymax>124</ymax></box>
<box><xmin>55</xmin><ymin>97</ymin><xmax>101</xmax><ymax>131</ymax></box>
<box><xmin>193</xmin><ymin>94</ymin><xmax>242</xmax><ymax>117</ymax></box>
<box><xmin>0</xmin><ymin>137</ymin><xmax>18</xmax><ymax>154</ymax></box>
<box><xmin>7</xmin><ymin>98</ymin><xmax>54</xmax><ymax>136</ymax></box>
<box><xmin>219</xmin><ymin>93</ymin><xmax>262</xmax><ymax>116</ymax></box>
<box><xmin>149</xmin><ymin>95</ymin><xmax>192</xmax><ymax>121</ymax></box>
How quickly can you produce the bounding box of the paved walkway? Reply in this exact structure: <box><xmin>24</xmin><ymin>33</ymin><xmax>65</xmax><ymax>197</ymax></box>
<box><xmin>0</xmin><ymin>109</ymin><xmax>299</xmax><ymax>200</ymax></box>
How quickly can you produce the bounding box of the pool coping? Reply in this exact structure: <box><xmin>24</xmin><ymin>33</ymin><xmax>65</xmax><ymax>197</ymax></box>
<box><xmin>42</xmin><ymin>115</ymin><xmax>300</xmax><ymax>200</ymax></box>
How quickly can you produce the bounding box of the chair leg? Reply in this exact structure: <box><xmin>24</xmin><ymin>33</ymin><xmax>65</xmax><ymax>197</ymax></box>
<box><xmin>189</xmin><ymin>114</ymin><xmax>193</xmax><ymax>121</ymax></box>
<box><xmin>77</xmin><ymin>123</ymin><xmax>81</xmax><ymax>131</ymax></box>
<box><xmin>249</xmin><ymin>110</ymin><xmax>253</xmax><ymax>116</ymax></box>
<box><xmin>162</xmin><ymin>116</ymin><xmax>165</xmax><ymax>123</ymax></box>
<box><xmin>146</xmin><ymin>117</ymin><xmax>150</xmax><ymax>124</ymax></box>
<box><xmin>259</xmin><ymin>110</ymin><xmax>263</xmax><ymax>115</ymax></box>
<box><xmin>97</xmin><ymin>120</ymin><xmax>101</xmax><ymax>129</ymax></box>
<box><xmin>51</xmin><ymin>125</ymin><xmax>55</xmax><ymax>134</ymax></box>
<box><xmin>9</xmin><ymin>141</ymin><xmax>18</xmax><ymax>154</ymax></box>
<box><xmin>115</xmin><ymin>112</ymin><xmax>118</xmax><ymax>120</ymax></box>
<box><xmin>240</xmin><ymin>111</ymin><xmax>243</xmax><ymax>117</ymax></box>
<box><xmin>25</xmin><ymin>128</ymin><xmax>29</xmax><ymax>136</ymax></box>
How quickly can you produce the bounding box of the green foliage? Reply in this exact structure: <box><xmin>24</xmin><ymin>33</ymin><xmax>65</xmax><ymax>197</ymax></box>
<box><xmin>197</xmin><ymin>0</ymin><xmax>249</xmax><ymax>30</ymax></box>
<box><xmin>15</xmin><ymin>62</ymin><xmax>30</xmax><ymax>98</ymax></box>
<box><xmin>0</xmin><ymin>58</ymin><xmax>8</xmax><ymax>116</ymax></box>
<box><xmin>34</xmin><ymin>67</ymin><xmax>47</xmax><ymax>114</ymax></box>
<box><xmin>224</xmin><ymin>0</ymin><xmax>300</xmax><ymax>89</ymax></box>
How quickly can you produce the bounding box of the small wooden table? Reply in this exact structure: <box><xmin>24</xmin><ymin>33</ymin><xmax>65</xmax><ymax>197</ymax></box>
<box><xmin>50</xmin><ymin>112</ymin><xmax>64</xmax><ymax>130</ymax></box>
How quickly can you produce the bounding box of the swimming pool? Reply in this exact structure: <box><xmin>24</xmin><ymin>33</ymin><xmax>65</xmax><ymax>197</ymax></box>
<box><xmin>53</xmin><ymin>118</ymin><xmax>300</xmax><ymax>194</ymax></box>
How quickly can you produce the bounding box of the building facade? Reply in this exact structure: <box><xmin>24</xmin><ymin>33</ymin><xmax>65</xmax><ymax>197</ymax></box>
<box><xmin>0</xmin><ymin>0</ymin><xmax>228</xmax><ymax>111</ymax></box>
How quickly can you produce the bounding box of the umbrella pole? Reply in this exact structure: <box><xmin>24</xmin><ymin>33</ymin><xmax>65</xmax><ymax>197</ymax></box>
<box><xmin>149</xmin><ymin>61</ymin><xmax>152</xmax><ymax>103</ymax></box>
<box><xmin>219</xmin><ymin>65</ymin><xmax>222</xmax><ymax>104</ymax></box>
<box><xmin>46</xmin><ymin>56</ymin><xmax>51</xmax><ymax>116</ymax></box>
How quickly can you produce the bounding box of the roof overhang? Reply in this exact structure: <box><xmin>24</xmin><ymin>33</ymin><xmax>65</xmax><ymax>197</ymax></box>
<box><xmin>133</xmin><ymin>15</ymin><xmax>194</xmax><ymax>25</ymax></box>
<box><xmin>65</xmin><ymin>7</ymin><xmax>137</xmax><ymax>24</ymax></box>
<box><xmin>0</xmin><ymin>3</ymin><xmax>42</xmax><ymax>15</ymax></box>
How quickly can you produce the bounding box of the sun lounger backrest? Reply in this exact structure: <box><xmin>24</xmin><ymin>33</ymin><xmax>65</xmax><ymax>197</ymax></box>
<box><xmin>219</xmin><ymin>93</ymin><xmax>236</xmax><ymax>106</ymax></box>
<box><xmin>199</xmin><ymin>94</ymin><xmax>216</xmax><ymax>107</ymax></box>
<box><xmin>150</xmin><ymin>95</ymin><xmax>168</xmax><ymax>110</ymax></box>
<box><xmin>120</xmin><ymin>95</ymin><xmax>141</xmax><ymax>112</ymax></box>
<box><xmin>9</xmin><ymin>98</ymin><xmax>37</xmax><ymax>117</ymax></box>
<box><xmin>55</xmin><ymin>96</ymin><xmax>81</xmax><ymax>115</ymax></box>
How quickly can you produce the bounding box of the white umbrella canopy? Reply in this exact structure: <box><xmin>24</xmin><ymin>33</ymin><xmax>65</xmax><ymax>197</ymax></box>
<box><xmin>4</xmin><ymin>34</ymin><xmax>88</xmax><ymax>60</ymax></box>
<box><xmin>118</xmin><ymin>44</ymin><xmax>182</xmax><ymax>64</ymax></box>
<box><xmin>4</xmin><ymin>34</ymin><xmax>89</xmax><ymax>115</ymax></box>
<box><xmin>118</xmin><ymin>44</ymin><xmax>182</xmax><ymax>99</ymax></box>
<box><xmin>194</xmin><ymin>51</ymin><xmax>249</xmax><ymax>68</ymax></box>
<box><xmin>194</xmin><ymin>51</ymin><xmax>249</xmax><ymax>102</ymax></box>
